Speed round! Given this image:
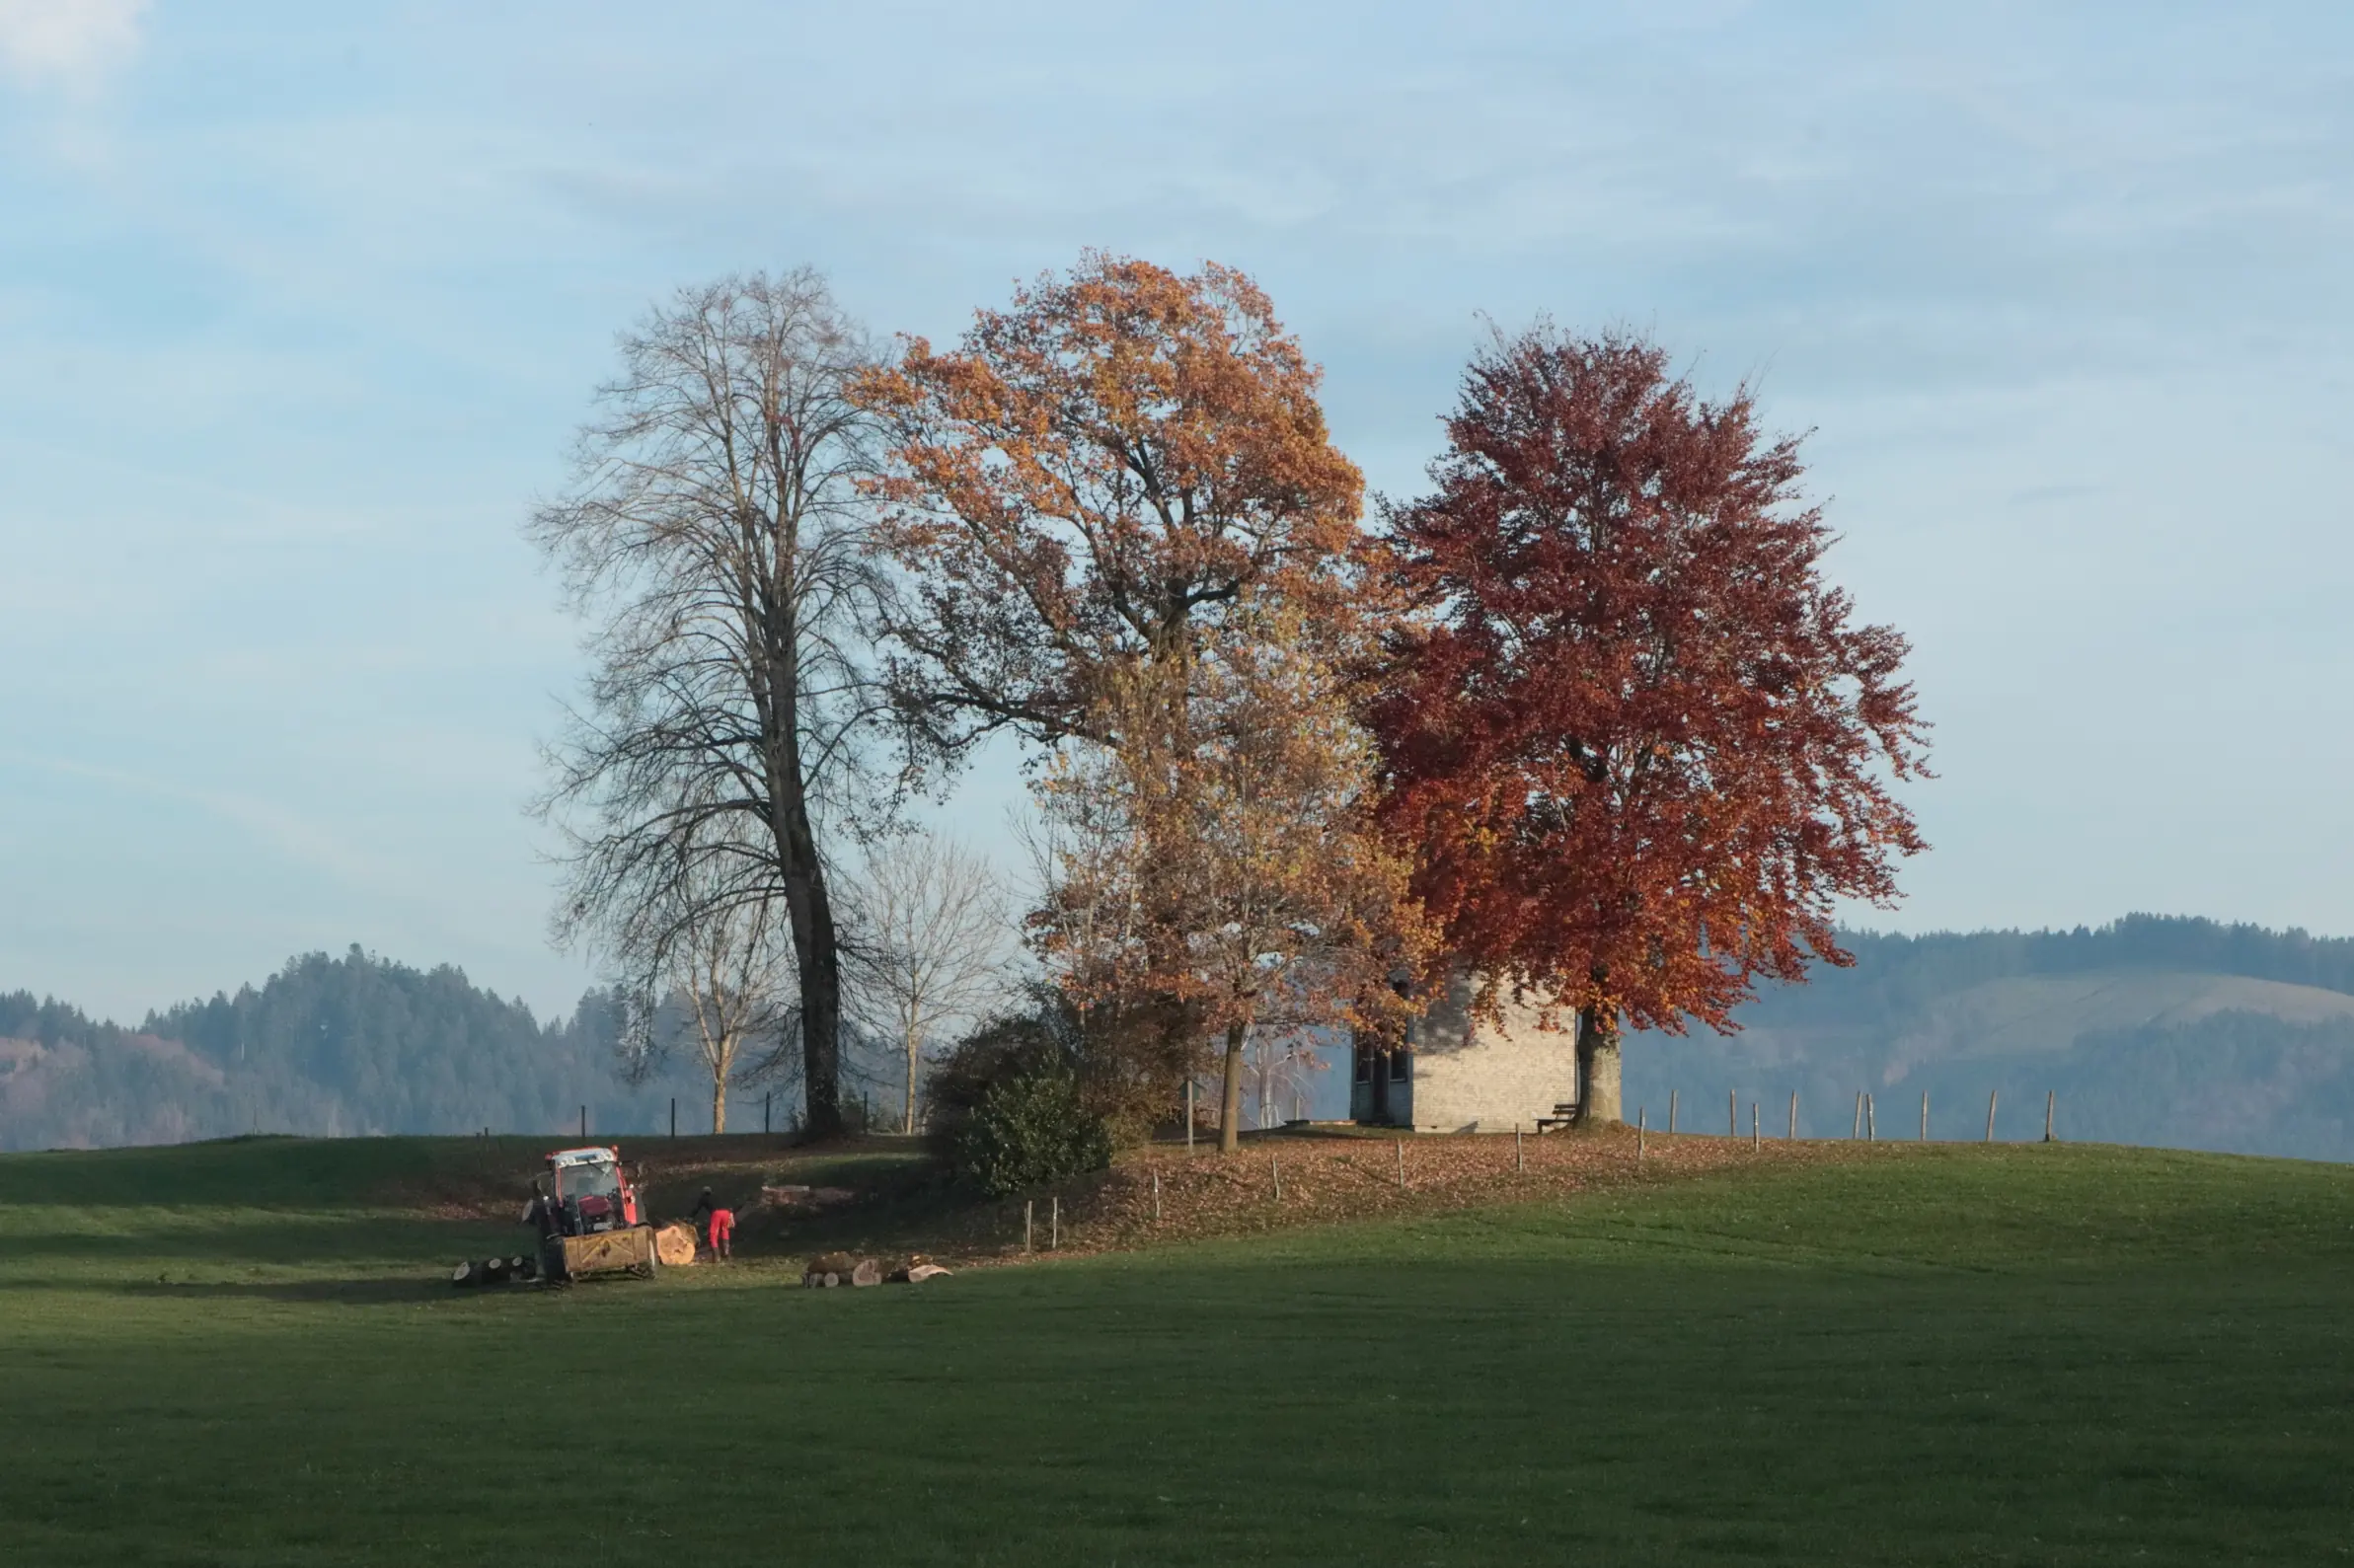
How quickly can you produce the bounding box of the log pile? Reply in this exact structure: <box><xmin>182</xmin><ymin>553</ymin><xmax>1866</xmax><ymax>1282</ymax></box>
<box><xmin>449</xmin><ymin>1255</ymin><xmax>540</xmax><ymax>1288</ymax></box>
<box><xmin>889</xmin><ymin>1262</ymin><xmax>951</xmax><ymax>1284</ymax></box>
<box><xmin>801</xmin><ymin>1252</ymin><xmax>882</xmax><ymax>1288</ymax></box>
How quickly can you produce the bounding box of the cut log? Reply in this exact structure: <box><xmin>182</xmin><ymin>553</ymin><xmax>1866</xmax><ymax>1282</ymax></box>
<box><xmin>850</xmin><ymin>1260</ymin><xmax>881</xmax><ymax>1288</ymax></box>
<box><xmin>652</xmin><ymin>1224</ymin><xmax>699</xmax><ymax>1267</ymax></box>
<box><xmin>450</xmin><ymin>1260</ymin><xmax>478</xmax><ymax>1287</ymax></box>
<box><xmin>822</xmin><ymin>1272</ymin><xmax>841</xmax><ymax>1288</ymax></box>
<box><xmin>905</xmin><ymin>1263</ymin><xmax>951</xmax><ymax>1283</ymax></box>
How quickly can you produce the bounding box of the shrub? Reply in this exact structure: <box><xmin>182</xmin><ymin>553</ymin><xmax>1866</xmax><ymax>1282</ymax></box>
<box><xmin>945</xmin><ymin>1058</ymin><xmax>1112</xmax><ymax>1197</ymax></box>
<box><xmin>926</xmin><ymin>984</ymin><xmax>1198</xmax><ymax>1151</ymax></box>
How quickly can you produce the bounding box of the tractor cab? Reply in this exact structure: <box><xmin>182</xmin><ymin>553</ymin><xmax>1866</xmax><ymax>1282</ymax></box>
<box><xmin>545</xmin><ymin>1147</ymin><xmax>642</xmax><ymax>1235</ymax></box>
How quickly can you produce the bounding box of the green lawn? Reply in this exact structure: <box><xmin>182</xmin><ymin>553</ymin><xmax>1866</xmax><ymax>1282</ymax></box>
<box><xmin>2</xmin><ymin>1137</ymin><xmax>2349</xmax><ymax>1565</ymax></box>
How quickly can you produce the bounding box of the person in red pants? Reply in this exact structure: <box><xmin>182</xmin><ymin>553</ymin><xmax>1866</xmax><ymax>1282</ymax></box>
<box><xmin>690</xmin><ymin>1187</ymin><xmax>734</xmax><ymax>1262</ymax></box>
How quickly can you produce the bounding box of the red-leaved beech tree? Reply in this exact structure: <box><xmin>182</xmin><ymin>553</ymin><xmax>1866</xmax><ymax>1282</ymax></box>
<box><xmin>1371</xmin><ymin>326</ymin><xmax>1931</xmax><ymax>1123</ymax></box>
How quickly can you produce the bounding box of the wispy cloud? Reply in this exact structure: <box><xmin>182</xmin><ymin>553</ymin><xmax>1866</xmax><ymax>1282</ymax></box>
<box><xmin>0</xmin><ymin>0</ymin><xmax>146</xmax><ymax>88</ymax></box>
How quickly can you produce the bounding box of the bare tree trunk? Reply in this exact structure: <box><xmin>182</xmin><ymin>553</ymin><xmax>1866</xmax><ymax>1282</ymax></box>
<box><xmin>770</xmin><ymin>706</ymin><xmax>844</xmax><ymax>1138</ymax></box>
<box><xmin>1218</xmin><ymin>1020</ymin><xmax>1248</xmax><ymax>1155</ymax></box>
<box><xmin>1575</xmin><ymin>1005</ymin><xmax>1624</xmax><ymax>1128</ymax></box>
<box><xmin>903</xmin><ymin>1026</ymin><xmax>919</xmax><ymax>1135</ymax></box>
<box><xmin>712</xmin><ymin>1076</ymin><xmax>727</xmax><ymax>1136</ymax></box>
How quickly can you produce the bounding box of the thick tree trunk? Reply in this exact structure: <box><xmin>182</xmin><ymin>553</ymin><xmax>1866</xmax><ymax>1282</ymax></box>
<box><xmin>797</xmin><ymin>906</ymin><xmax>843</xmax><ymax>1137</ymax></box>
<box><xmin>771</xmin><ymin>729</ymin><xmax>844</xmax><ymax>1140</ymax></box>
<box><xmin>1575</xmin><ymin>1006</ymin><xmax>1624</xmax><ymax>1128</ymax></box>
<box><xmin>711</xmin><ymin>1075</ymin><xmax>727</xmax><ymax>1136</ymax></box>
<box><xmin>1218</xmin><ymin>1020</ymin><xmax>1248</xmax><ymax>1155</ymax></box>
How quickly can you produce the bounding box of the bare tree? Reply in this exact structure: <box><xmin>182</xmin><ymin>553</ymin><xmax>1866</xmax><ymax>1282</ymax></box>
<box><xmin>847</xmin><ymin>832</ymin><xmax>1013</xmax><ymax>1134</ymax></box>
<box><xmin>1242</xmin><ymin>1027</ymin><xmax>1328</xmax><ymax>1130</ymax></box>
<box><xmin>530</xmin><ymin>269</ymin><xmax>897</xmax><ymax>1138</ymax></box>
<box><xmin>672</xmin><ymin>889</ymin><xmax>792</xmax><ymax>1135</ymax></box>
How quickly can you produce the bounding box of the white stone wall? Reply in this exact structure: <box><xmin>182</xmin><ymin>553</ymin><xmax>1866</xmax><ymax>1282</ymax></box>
<box><xmin>1356</xmin><ymin>971</ymin><xmax>1583</xmax><ymax>1134</ymax></box>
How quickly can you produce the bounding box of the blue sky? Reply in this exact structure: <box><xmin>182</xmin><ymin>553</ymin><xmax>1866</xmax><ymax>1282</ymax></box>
<box><xmin>3</xmin><ymin>1</ymin><xmax>2350</xmax><ymax>1021</ymax></box>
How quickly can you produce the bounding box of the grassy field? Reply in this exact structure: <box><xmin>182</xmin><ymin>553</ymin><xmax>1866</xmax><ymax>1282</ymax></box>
<box><xmin>2</xmin><ymin>1136</ymin><xmax>2349</xmax><ymax>1566</ymax></box>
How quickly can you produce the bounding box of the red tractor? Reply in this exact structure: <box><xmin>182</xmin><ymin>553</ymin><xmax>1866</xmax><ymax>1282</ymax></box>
<box><xmin>532</xmin><ymin>1146</ymin><xmax>657</xmax><ymax>1282</ymax></box>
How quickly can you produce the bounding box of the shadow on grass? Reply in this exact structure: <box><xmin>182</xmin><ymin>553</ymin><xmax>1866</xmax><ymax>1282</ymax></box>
<box><xmin>0</xmin><ymin>1214</ymin><xmax>516</xmax><ymax>1268</ymax></box>
<box><xmin>0</xmin><ymin>1274</ymin><xmax>469</xmax><ymax>1305</ymax></box>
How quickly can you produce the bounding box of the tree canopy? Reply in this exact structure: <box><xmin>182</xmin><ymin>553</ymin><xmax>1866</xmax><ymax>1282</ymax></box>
<box><xmin>1371</xmin><ymin>325</ymin><xmax>1931</xmax><ymax>1120</ymax></box>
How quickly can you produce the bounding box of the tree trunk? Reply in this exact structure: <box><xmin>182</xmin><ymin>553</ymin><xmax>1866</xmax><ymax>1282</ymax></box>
<box><xmin>904</xmin><ymin>1028</ymin><xmax>919</xmax><ymax>1135</ymax></box>
<box><xmin>1218</xmin><ymin>1020</ymin><xmax>1248</xmax><ymax>1155</ymax></box>
<box><xmin>711</xmin><ymin>1075</ymin><xmax>727</xmax><ymax>1136</ymax></box>
<box><xmin>771</xmin><ymin>757</ymin><xmax>843</xmax><ymax>1139</ymax></box>
<box><xmin>1575</xmin><ymin>1006</ymin><xmax>1624</xmax><ymax>1128</ymax></box>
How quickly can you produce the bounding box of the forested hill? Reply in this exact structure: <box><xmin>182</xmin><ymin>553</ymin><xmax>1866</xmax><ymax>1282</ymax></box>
<box><xmin>1627</xmin><ymin>915</ymin><xmax>2354</xmax><ymax>1160</ymax></box>
<box><xmin>0</xmin><ymin>948</ymin><xmax>714</xmax><ymax>1153</ymax></box>
<box><xmin>13</xmin><ymin>917</ymin><xmax>2354</xmax><ymax>1157</ymax></box>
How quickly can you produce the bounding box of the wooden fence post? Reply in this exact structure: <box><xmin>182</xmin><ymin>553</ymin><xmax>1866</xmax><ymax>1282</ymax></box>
<box><xmin>1637</xmin><ymin>1106</ymin><xmax>1646</xmax><ymax>1159</ymax></box>
<box><xmin>1669</xmin><ymin>1089</ymin><xmax>1678</xmax><ymax>1135</ymax></box>
<box><xmin>1729</xmin><ymin>1090</ymin><xmax>1738</xmax><ymax>1139</ymax></box>
<box><xmin>764</xmin><ymin>1092</ymin><xmax>772</xmax><ymax>1136</ymax></box>
<box><xmin>1395</xmin><ymin>1139</ymin><xmax>1406</xmax><ymax>1190</ymax></box>
<box><xmin>1751</xmin><ymin>1102</ymin><xmax>1760</xmax><ymax>1151</ymax></box>
<box><xmin>1186</xmin><ymin>1081</ymin><xmax>1196</xmax><ymax>1154</ymax></box>
<box><xmin>1921</xmin><ymin>1091</ymin><xmax>1929</xmax><ymax>1141</ymax></box>
<box><xmin>2045</xmin><ymin>1090</ymin><xmax>2055</xmax><ymax>1143</ymax></box>
<box><xmin>670</xmin><ymin>1097</ymin><xmax>677</xmax><ymax>1140</ymax></box>
<box><xmin>1515</xmin><ymin>1127</ymin><xmax>1524</xmax><ymax>1173</ymax></box>
<box><xmin>1152</xmin><ymin>1166</ymin><xmax>1162</xmax><ymax>1223</ymax></box>
<box><xmin>1025</xmin><ymin>1200</ymin><xmax>1034</xmax><ymax>1253</ymax></box>
<box><xmin>1986</xmin><ymin>1089</ymin><xmax>1998</xmax><ymax>1143</ymax></box>
<box><xmin>1271</xmin><ymin>1153</ymin><xmax>1281</xmax><ymax>1200</ymax></box>
<box><xmin>1788</xmin><ymin>1090</ymin><xmax>1798</xmax><ymax>1140</ymax></box>
<box><xmin>1050</xmin><ymin>1196</ymin><xmax>1060</xmax><ymax>1249</ymax></box>
<box><xmin>1866</xmin><ymin>1093</ymin><xmax>1875</xmax><ymax>1142</ymax></box>
<box><xmin>1853</xmin><ymin>1091</ymin><xmax>1862</xmax><ymax>1138</ymax></box>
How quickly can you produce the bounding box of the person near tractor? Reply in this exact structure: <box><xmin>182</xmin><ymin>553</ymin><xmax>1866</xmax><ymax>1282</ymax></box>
<box><xmin>523</xmin><ymin>1178</ymin><xmax>569</xmax><ymax>1283</ymax></box>
<box><xmin>523</xmin><ymin>1179</ymin><xmax>562</xmax><ymax>1236</ymax></box>
<box><xmin>691</xmin><ymin>1187</ymin><xmax>734</xmax><ymax>1262</ymax></box>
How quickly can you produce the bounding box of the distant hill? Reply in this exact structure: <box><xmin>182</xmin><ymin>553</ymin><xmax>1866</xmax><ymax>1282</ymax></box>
<box><xmin>1626</xmin><ymin>916</ymin><xmax>2354</xmax><ymax>1159</ymax></box>
<box><xmin>0</xmin><ymin>947</ymin><xmax>733</xmax><ymax>1153</ymax></box>
<box><xmin>14</xmin><ymin>917</ymin><xmax>2354</xmax><ymax>1158</ymax></box>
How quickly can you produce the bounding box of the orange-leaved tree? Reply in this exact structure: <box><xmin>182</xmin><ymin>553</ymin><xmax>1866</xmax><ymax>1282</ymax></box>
<box><xmin>860</xmin><ymin>254</ymin><xmax>1416</xmax><ymax>1149</ymax></box>
<box><xmin>857</xmin><ymin>253</ymin><xmax>1368</xmax><ymax>747</ymax></box>
<box><xmin>1370</xmin><ymin>325</ymin><xmax>1930</xmax><ymax>1124</ymax></box>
